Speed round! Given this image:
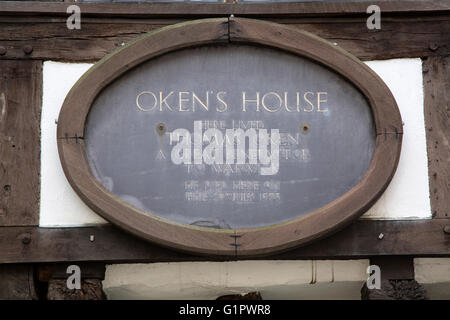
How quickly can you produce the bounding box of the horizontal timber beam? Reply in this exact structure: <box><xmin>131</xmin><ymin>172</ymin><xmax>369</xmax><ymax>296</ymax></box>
<box><xmin>0</xmin><ymin>15</ymin><xmax>449</xmax><ymax>62</ymax></box>
<box><xmin>0</xmin><ymin>219</ymin><xmax>449</xmax><ymax>264</ymax></box>
<box><xmin>0</xmin><ymin>1</ymin><xmax>449</xmax><ymax>18</ymax></box>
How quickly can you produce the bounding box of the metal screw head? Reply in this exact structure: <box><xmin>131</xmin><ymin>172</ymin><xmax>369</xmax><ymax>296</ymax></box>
<box><xmin>23</xmin><ymin>45</ymin><xmax>33</xmax><ymax>55</ymax></box>
<box><xmin>443</xmin><ymin>226</ymin><xmax>450</xmax><ymax>234</ymax></box>
<box><xmin>0</xmin><ymin>46</ymin><xmax>6</xmax><ymax>56</ymax></box>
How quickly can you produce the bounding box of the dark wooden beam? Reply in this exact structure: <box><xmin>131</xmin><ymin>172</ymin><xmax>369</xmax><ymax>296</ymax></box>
<box><xmin>0</xmin><ymin>219</ymin><xmax>449</xmax><ymax>264</ymax></box>
<box><xmin>0</xmin><ymin>15</ymin><xmax>448</xmax><ymax>62</ymax></box>
<box><xmin>370</xmin><ymin>256</ymin><xmax>414</xmax><ymax>280</ymax></box>
<box><xmin>0</xmin><ymin>1</ymin><xmax>449</xmax><ymax>18</ymax></box>
<box><xmin>0</xmin><ymin>60</ymin><xmax>42</xmax><ymax>226</ymax></box>
<box><xmin>232</xmin><ymin>1</ymin><xmax>450</xmax><ymax>18</ymax></box>
<box><xmin>37</xmin><ymin>262</ymin><xmax>106</xmax><ymax>280</ymax></box>
<box><xmin>423</xmin><ymin>56</ymin><xmax>450</xmax><ymax>219</ymax></box>
<box><xmin>285</xmin><ymin>16</ymin><xmax>450</xmax><ymax>61</ymax></box>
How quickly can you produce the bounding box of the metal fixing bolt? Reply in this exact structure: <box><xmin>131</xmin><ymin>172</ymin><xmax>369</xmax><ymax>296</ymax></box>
<box><xmin>429</xmin><ymin>42</ymin><xmax>439</xmax><ymax>51</ymax></box>
<box><xmin>21</xmin><ymin>233</ymin><xmax>31</xmax><ymax>245</ymax></box>
<box><xmin>23</xmin><ymin>45</ymin><xmax>33</xmax><ymax>55</ymax></box>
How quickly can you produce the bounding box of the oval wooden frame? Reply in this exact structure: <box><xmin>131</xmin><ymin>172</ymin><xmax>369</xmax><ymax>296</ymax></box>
<box><xmin>57</xmin><ymin>18</ymin><xmax>402</xmax><ymax>257</ymax></box>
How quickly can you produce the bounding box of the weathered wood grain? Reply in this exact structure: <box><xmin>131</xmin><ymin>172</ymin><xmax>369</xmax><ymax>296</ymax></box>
<box><xmin>0</xmin><ymin>264</ymin><xmax>37</xmax><ymax>299</ymax></box>
<box><xmin>0</xmin><ymin>1</ymin><xmax>448</xmax><ymax>17</ymax></box>
<box><xmin>232</xmin><ymin>1</ymin><xmax>450</xmax><ymax>17</ymax></box>
<box><xmin>0</xmin><ymin>22</ymin><xmax>169</xmax><ymax>62</ymax></box>
<box><xmin>423</xmin><ymin>56</ymin><xmax>450</xmax><ymax>219</ymax></box>
<box><xmin>285</xmin><ymin>16</ymin><xmax>450</xmax><ymax>61</ymax></box>
<box><xmin>0</xmin><ymin>16</ymin><xmax>448</xmax><ymax>62</ymax></box>
<box><xmin>0</xmin><ymin>219</ymin><xmax>449</xmax><ymax>264</ymax></box>
<box><xmin>0</xmin><ymin>0</ymin><xmax>449</xmax><ymax>62</ymax></box>
<box><xmin>0</xmin><ymin>60</ymin><xmax>41</xmax><ymax>226</ymax></box>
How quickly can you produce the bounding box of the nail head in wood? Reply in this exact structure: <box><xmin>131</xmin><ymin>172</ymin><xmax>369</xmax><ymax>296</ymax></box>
<box><xmin>23</xmin><ymin>45</ymin><xmax>33</xmax><ymax>55</ymax></box>
<box><xmin>429</xmin><ymin>42</ymin><xmax>439</xmax><ymax>51</ymax></box>
<box><xmin>21</xmin><ymin>233</ymin><xmax>31</xmax><ymax>245</ymax></box>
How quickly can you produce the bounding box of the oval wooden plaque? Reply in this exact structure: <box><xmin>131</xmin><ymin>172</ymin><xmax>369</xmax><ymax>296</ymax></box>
<box><xmin>57</xmin><ymin>18</ymin><xmax>402</xmax><ymax>257</ymax></box>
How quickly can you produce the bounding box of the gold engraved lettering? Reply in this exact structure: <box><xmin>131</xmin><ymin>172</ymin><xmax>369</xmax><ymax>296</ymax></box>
<box><xmin>136</xmin><ymin>91</ymin><xmax>157</xmax><ymax>111</ymax></box>
<box><xmin>284</xmin><ymin>92</ymin><xmax>296</xmax><ymax>112</ymax></box>
<box><xmin>159</xmin><ymin>91</ymin><xmax>174</xmax><ymax>111</ymax></box>
<box><xmin>262</xmin><ymin>92</ymin><xmax>282</xmax><ymax>112</ymax></box>
<box><xmin>303</xmin><ymin>91</ymin><xmax>315</xmax><ymax>112</ymax></box>
<box><xmin>216</xmin><ymin>91</ymin><xmax>228</xmax><ymax>112</ymax></box>
<box><xmin>192</xmin><ymin>92</ymin><xmax>209</xmax><ymax>111</ymax></box>
<box><xmin>317</xmin><ymin>92</ymin><xmax>328</xmax><ymax>112</ymax></box>
<box><xmin>178</xmin><ymin>91</ymin><xmax>189</xmax><ymax>112</ymax></box>
<box><xmin>242</xmin><ymin>91</ymin><xmax>260</xmax><ymax>112</ymax></box>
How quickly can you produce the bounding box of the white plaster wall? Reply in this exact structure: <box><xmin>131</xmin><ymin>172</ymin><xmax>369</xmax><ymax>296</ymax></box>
<box><xmin>362</xmin><ymin>59</ymin><xmax>431</xmax><ymax>219</ymax></box>
<box><xmin>415</xmin><ymin>258</ymin><xmax>450</xmax><ymax>284</ymax></box>
<box><xmin>102</xmin><ymin>260</ymin><xmax>369</xmax><ymax>300</ymax></box>
<box><xmin>40</xmin><ymin>61</ymin><xmax>106</xmax><ymax>226</ymax></box>
<box><xmin>414</xmin><ymin>258</ymin><xmax>450</xmax><ymax>300</ymax></box>
<box><xmin>39</xmin><ymin>58</ymin><xmax>431</xmax><ymax>225</ymax></box>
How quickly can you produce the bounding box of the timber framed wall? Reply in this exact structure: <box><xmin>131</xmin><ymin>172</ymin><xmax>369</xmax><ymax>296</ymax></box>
<box><xmin>0</xmin><ymin>1</ymin><xmax>449</xmax><ymax>264</ymax></box>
